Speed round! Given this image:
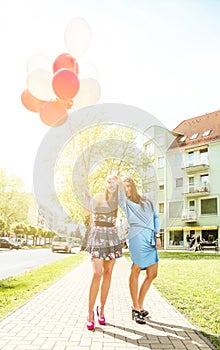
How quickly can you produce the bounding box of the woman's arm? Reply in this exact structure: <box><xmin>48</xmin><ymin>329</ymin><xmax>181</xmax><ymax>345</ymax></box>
<box><xmin>117</xmin><ymin>178</ymin><xmax>127</xmax><ymax>212</ymax></box>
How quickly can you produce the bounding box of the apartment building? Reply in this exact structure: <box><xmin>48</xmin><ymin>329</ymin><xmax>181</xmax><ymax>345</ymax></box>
<box><xmin>145</xmin><ymin>111</ymin><xmax>220</xmax><ymax>251</ymax></box>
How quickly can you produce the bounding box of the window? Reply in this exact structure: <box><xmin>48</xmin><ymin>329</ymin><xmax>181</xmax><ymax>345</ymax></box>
<box><xmin>159</xmin><ymin>184</ymin><xmax>164</xmax><ymax>191</ymax></box>
<box><xmin>176</xmin><ymin>177</ymin><xmax>183</xmax><ymax>188</ymax></box>
<box><xmin>190</xmin><ymin>133</ymin><xmax>199</xmax><ymax>140</ymax></box>
<box><xmin>179</xmin><ymin>136</ymin><xmax>186</xmax><ymax>143</ymax></box>
<box><xmin>145</xmin><ymin>143</ymin><xmax>154</xmax><ymax>156</ymax></box>
<box><xmin>169</xmin><ymin>230</ymin><xmax>184</xmax><ymax>246</ymax></box>
<box><xmin>200</xmin><ymin>174</ymin><xmax>209</xmax><ymax>191</ymax></box>
<box><xmin>200</xmin><ymin>148</ymin><xmax>208</xmax><ymax>164</ymax></box>
<box><xmin>188</xmin><ymin>151</ymin><xmax>194</xmax><ymax>166</ymax></box>
<box><xmin>188</xmin><ymin>176</ymin><xmax>195</xmax><ymax>193</ymax></box>
<box><xmin>201</xmin><ymin>198</ymin><xmax>217</xmax><ymax>215</ymax></box>
<box><xmin>189</xmin><ymin>200</ymin><xmax>195</xmax><ymax>211</ymax></box>
<box><xmin>158</xmin><ymin>156</ymin><xmax>165</xmax><ymax>168</ymax></box>
<box><xmin>202</xmin><ymin>130</ymin><xmax>211</xmax><ymax>137</ymax></box>
<box><xmin>159</xmin><ymin>202</ymin><xmax>164</xmax><ymax>213</ymax></box>
<box><xmin>169</xmin><ymin>201</ymin><xmax>183</xmax><ymax>218</ymax></box>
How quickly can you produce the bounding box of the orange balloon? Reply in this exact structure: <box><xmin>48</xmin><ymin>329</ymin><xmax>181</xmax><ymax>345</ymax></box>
<box><xmin>39</xmin><ymin>100</ymin><xmax>68</xmax><ymax>126</ymax></box>
<box><xmin>53</xmin><ymin>53</ymin><xmax>79</xmax><ymax>75</ymax></box>
<box><xmin>21</xmin><ymin>89</ymin><xmax>47</xmax><ymax>112</ymax></box>
<box><xmin>52</xmin><ymin>68</ymin><xmax>80</xmax><ymax>100</ymax></box>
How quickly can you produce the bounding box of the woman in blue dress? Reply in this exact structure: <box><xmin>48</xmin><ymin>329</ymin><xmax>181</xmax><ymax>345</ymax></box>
<box><xmin>118</xmin><ymin>176</ymin><xmax>161</xmax><ymax>324</ymax></box>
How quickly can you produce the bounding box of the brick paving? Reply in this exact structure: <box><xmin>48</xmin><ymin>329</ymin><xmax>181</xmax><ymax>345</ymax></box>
<box><xmin>0</xmin><ymin>256</ymin><xmax>216</xmax><ymax>350</ymax></box>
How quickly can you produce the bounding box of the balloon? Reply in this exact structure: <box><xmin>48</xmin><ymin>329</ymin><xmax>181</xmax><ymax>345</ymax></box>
<box><xmin>78</xmin><ymin>61</ymin><xmax>99</xmax><ymax>80</ymax></box>
<box><xmin>27</xmin><ymin>68</ymin><xmax>55</xmax><ymax>101</ymax></box>
<box><xmin>58</xmin><ymin>98</ymin><xmax>73</xmax><ymax>110</ymax></box>
<box><xmin>21</xmin><ymin>89</ymin><xmax>47</xmax><ymax>112</ymax></box>
<box><xmin>73</xmin><ymin>78</ymin><xmax>101</xmax><ymax>109</ymax></box>
<box><xmin>64</xmin><ymin>17</ymin><xmax>92</xmax><ymax>58</ymax></box>
<box><xmin>53</xmin><ymin>53</ymin><xmax>79</xmax><ymax>75</ymax></box>
<box><xmin>52</xmin><ymin>68</ymin><xmax>80</xmax><ymax>100</ymax></box>
<box><xmin>26</xmin><ymin>54</ymin><xmax>51</xmax><ymax>72</ymax></box>
<box><xmin>39</xmin><ymin>100</ymin><xmax>68</xmax><ymax>127</ymax></box>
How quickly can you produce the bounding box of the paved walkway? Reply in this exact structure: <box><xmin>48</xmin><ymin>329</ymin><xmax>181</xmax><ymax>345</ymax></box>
<box><xmin>0</xmin><ymin>256</ymin><xmax>215</xmax><ymax>350</ymax></box>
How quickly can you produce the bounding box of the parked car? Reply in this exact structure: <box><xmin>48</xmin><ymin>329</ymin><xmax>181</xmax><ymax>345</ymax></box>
<box><xmin>0</xmin><ymin>237</ymin><xmax>21</xmax><ymax>250</ymax></box>
<box><xmin>51</xmin><ymin>236</ymin><xmax>72</xmax><ymax>253</ymax></box>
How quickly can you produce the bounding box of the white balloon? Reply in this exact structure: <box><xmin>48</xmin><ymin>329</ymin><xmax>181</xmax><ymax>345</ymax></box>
<box><xmin>27</xmin><ymin>68</ymin><xmax>55</xmax><ymax>101</ymax></box>
<box><xmin>78</xmin><ymin>61</ymin><xmax>99</xmax><ymax>80</ymax></box>
<box><xmin>26</xmin><ymin>54</ymin><xmax>51</xmax><ymax>72</ymax></box>
<box><xmin>73</xmin><ymin>78</ymin><xmax>101</xmax><ymax>109</ymax></box>
<box><xmin>64</xmin><ymin>17</ymin><xmax>92</xmax><ymax>58</ymax></box>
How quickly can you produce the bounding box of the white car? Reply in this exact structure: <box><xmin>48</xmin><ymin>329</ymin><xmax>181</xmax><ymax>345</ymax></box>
<box><xmin>51</xmin><ymin>236</ymin><xmax>72</xmax><ymax>253</ymax></box>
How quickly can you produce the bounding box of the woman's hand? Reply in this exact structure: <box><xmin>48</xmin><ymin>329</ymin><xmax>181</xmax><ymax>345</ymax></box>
<box><xmin>156</xmin><ymin>237</ymin><xmax>162</xmax><ymax>249</ymax></box>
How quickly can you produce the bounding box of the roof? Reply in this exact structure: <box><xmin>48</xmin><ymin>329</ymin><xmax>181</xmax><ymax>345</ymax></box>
<box><xmin>169</xmin><ymin>110</ymin><xmax>220</xmax><ymax>149</ymax></box>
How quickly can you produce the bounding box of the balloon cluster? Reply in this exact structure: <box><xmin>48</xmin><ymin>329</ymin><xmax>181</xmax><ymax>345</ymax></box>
<box><xmin>21</xmin><ymin>17</ymin><xmax>101</xmax><ymax>127</ymax></box>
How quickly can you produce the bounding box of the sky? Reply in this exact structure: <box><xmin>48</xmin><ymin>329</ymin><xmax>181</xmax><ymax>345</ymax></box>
<box><xmin>1</xmin><ymin>0</ymin><xmax>220</xmax><ymax>191</ymax></box>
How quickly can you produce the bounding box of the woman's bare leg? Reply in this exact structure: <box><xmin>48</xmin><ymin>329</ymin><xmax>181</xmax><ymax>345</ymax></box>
<box><xmin>88</xmin><ymin>258</ymin><xmax>103</xmax><ymax>321</ymax></box>
<box><xmin>99</xmin><ymin>259</ymin><xmax>115</xmax><ymax>317</ymax></box>
<box><xmin>129</xmin><ymin>263</ymin><xmax>141</xmax><ymax>310</ymax></box>
<box><xmin>138</xmin><ymin>262</ymin><xmax>158</xmax><ymax>310</ymax></box>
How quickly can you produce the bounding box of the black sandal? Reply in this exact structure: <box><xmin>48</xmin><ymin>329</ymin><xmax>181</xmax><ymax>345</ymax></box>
<box><xmin>140</xmin><ymin>309</ymin><xmax>149</xmax><ymax>317</ymax></box>
<box><xmin>131</xmin><ymin>308</ymin><xmax>146</xmax><ymax>324</ymax></box>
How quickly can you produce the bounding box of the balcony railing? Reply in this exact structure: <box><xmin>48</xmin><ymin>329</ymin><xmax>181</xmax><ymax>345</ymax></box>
<box><xmin>182</xmin><ymin>209</ymin><xmax>197</xmax><ymax>221</ymax></box>
<box><xmin>183</xmin><ymin>156</ymin><xmax>209</xmax><ymax>172</ymax></box>
<box><xmin>185</xmin><ymin>182</ymin><xmax>210</xmax><ymax>196</ymax></box>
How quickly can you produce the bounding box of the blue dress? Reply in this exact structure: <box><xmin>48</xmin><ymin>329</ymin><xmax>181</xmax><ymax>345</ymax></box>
<box><xmin>118</xmin><ymin>189</ymin><xmax>160</xmax><ymax>270</ymax></box>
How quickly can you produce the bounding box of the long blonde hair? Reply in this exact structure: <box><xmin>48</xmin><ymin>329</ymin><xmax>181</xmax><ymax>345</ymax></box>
<box><xmin>123</xmin><ymin>177</ymin><xmax>152</xmax><ymax>210</ymax></box>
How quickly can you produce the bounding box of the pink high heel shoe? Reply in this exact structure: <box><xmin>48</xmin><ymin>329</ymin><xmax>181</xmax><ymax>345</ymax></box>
<box><xmin>96</xmin><ymin>306</ymin><xmax>106</xmax><ymax>325</ymax></box>
<box><xmin>87</xmin><ymin>312</ymin><xmax>95</xmax><ymax>330</ymax></box>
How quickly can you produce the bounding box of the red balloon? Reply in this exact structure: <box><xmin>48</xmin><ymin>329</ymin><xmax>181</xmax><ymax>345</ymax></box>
<box><xmin>21</xmin><ymin>89</ymin><xmax>47</xmax><ymax>112</ymax></box>
<box><xmin>52</xmin><ymin>68</ymin><xmax>80</xmax><ymax>100</ymax></box>
<box><xmin>53</xmin><ymin>53</ymin><xmax>79</xmax><ymax>75</ymax></box>
<box><xmin>39</xmin><ymin>100</ymin><xmax>68</xmax><ymax>126</ymax></box>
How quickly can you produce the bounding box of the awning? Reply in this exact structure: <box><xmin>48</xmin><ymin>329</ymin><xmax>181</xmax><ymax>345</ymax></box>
<box><xmin>184</xmin><ymin>226</ymin><xmax>218</xmax><ymax>231</ymax></box>
<box><xmin>167</xmin><ymin>227</ymin><xmax>184</xmax><ymax>231</ymax></box>
<box><xmin>167</xmin><ymin>226</ymin><xmax>218</xmax><ymax>231</ymax></box>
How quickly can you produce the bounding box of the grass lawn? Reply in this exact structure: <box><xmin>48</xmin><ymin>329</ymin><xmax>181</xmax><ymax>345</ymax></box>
<box><xmin>0</xmin><ymin>251</ymin><xmax>87</xmax><ymax>320</ymax></box>
<box><xmin>125</xmin><ymin>251</ymin><xmax>220</xmax><ymax>350</ymax></box>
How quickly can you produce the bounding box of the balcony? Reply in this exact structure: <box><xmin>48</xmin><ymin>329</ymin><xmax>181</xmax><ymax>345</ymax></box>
<box><xmin>182</xmin><ymin>209</ymin><xmax>197</xmax><ymax>222</ymax></box>
<box><xmin>184</xmin><ymin>183</ymin><xmax>210</xmax><ymax>197</ymax></box>
<box><xmin>183</xmin><ymin>157</ymin><xmax>209</xmax><ymax>173</ymax></box>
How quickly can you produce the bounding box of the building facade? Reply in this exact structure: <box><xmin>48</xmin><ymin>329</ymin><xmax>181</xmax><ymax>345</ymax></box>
<box><xmin>145</xmin><ymin>111</ymin><xmax>220</xmax><ymax>251</ymax></box>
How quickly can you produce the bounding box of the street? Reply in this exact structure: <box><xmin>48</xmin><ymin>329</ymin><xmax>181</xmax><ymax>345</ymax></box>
<box><xmin>0</xmin><ymin>247</ymin><xmax>80</xmax><ymax>280</ymax></box>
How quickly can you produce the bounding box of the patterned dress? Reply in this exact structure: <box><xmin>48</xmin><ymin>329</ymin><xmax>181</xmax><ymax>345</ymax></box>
<box><xmin>87</xmin><ymin>203</ymin><xmax>122</xmax><ymax>260</ymax></box>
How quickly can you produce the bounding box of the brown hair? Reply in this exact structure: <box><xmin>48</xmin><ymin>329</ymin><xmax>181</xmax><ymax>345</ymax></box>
<box><xmin>122</xmin><ymin>177</ymin><xmax>152</xmax><ymax>210</ymax></box>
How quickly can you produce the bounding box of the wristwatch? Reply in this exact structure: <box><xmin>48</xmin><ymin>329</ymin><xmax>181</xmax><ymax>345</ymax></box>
<box><xmin>155</xmin><ymin>233</ymin><xmax>161</xmax><ymax>238</ymax></box>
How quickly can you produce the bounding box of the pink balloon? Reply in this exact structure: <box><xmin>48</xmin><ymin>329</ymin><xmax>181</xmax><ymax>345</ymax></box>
<box><xmin>53</xmin><ymin>53</ymin><xmax>79</xmax><ymax>75</ymax></box>
<box><xmin>39</xmin><ymin>100</ymin><xmax>67</xmax><ymax>126</ymax></box>
<box><xmin>52</xmin><ymin>68</ymin><xmax>80</xmax><ymax>100</ymax></box>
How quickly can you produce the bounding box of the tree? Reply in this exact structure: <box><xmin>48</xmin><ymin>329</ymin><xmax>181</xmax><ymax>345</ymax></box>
<box><xmin>0</xmin><ymin>168</ymin><xmax>30</xmax><ymax>228</ymax></box>
<box><xmin>55</xmin><ymin>124</ymin><xmax>153</xmax><ymax>229</ymax></box>
<box><xmin>0</xmin><ymin>216</ymin><xmax>7</xmax><ymax>235</ymax></box>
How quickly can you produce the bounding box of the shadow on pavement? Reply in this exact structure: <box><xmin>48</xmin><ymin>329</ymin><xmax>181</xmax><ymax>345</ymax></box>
<box><xmin>95</xmin><ymin>319</ymin><xmax>216</xmax><ymax>350</ymax></box>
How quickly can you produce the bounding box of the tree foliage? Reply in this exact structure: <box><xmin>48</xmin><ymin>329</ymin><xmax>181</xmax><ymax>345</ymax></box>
<box><xmin>55</xmin><ymin>124</ymin><xmax>152</xmax><ymax>225</ymax></box>
<box><xmin>0</xmin><ymin>168</ymin><xmax>31</xmax><ymax>230</ymax></box>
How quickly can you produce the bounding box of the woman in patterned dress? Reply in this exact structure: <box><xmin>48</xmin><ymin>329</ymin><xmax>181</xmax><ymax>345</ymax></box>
<box><xmin>86</xmin><ymin>175</ymin><xmax>122</xmax><ymax>330</ymax></box>
<box><xmin>118</xmin><ymin>176</ymin><xmax>161</xmax><ymax>324</ymax></box>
